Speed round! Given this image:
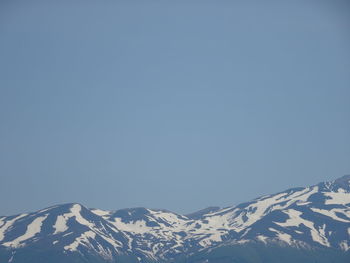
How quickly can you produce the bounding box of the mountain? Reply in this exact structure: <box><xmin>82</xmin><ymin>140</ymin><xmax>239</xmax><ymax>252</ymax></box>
<box><xmin>0</xmin><ymin>176</ymin><xmax>349</xmax><ymax>263</ymax></box>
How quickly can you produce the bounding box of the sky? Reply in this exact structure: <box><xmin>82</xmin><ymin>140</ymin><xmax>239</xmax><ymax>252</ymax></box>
<box><xmin>0</xmin><ymin>0</ymin><xmax>349</xmax><ymax>216</ymax></box>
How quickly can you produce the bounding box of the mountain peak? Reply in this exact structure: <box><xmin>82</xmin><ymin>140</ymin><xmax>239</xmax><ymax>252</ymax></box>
<box><xmin>185</xmin><ymin>206</ymin><xmax>221</xmax><ymax>219</ymax></box>
<box><xmin>333</xmin><ymin>175</ymin><xmax>350</xmax><ymax>190</ymax></box>
<box><xmin>335</xmin><ymin>174</ymin><xmax>350</xmax><ymax>183</ymax></box>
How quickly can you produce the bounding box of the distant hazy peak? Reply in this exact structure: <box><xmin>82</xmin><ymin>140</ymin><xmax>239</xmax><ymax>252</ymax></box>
<box><xmin>334</xmin><ymin>174</ymin><xmax>350</xmax><ymax>185</ymax></box>
<box><xmin>185</xmin><ymin>206</ymin><xmax>221</xmax><ymax>219</ymax></box>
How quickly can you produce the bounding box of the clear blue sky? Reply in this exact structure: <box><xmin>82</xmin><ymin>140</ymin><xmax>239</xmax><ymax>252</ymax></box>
<box><xmin>1</xmin><ymin>0</ymin><xmax>349</xmax><ymax>216</ymax></box>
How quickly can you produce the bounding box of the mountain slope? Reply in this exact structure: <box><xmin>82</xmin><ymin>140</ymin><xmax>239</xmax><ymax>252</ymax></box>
<box><xmin>0</xmin><ymin>176</ymin><xmax>349</xmax><ymax>263</ymax></box>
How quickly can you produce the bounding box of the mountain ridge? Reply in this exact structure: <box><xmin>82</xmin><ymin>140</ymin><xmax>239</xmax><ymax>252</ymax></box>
<box><xmin>1</xmin><ymin>175</ymin><xmax>349</xmax><ymax>263</ymax></box>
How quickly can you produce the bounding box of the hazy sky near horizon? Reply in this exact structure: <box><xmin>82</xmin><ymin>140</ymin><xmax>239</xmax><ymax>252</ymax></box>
<box><xmin>0</xmin><ymin>0</ymin><xmax>350</xmax><ymax>216</ymax></box>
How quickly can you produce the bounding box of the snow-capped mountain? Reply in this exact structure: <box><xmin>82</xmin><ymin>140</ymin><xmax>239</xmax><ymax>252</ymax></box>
<box><xmin>0</xmin><ymin>176</ymin><xmax>349</xmax><ymax>263</ymax></box>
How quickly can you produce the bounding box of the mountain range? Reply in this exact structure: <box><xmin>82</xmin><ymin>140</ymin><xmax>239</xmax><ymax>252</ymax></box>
<box><xmin>1</xmin><ymin>175</ymin><xmax>350</xmax><ymax>263</ymax></box>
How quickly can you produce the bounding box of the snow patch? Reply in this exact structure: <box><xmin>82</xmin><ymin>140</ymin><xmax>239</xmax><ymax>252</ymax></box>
<box><xmin>3</xmin><ymin>214</ymin><xmax>48</xmax><ymax>248</ymax></box>
<box><xmin>91</xmin><ymin>209</ymin><xmax>111</xmax><ymax>218</ymax></box>
<box><xmin>324</xmin><ymin>191</ymin><xmax>350</xmax><ymax>205</ymax></box>
<box><xmin>340</xmin><ymin>240</ymin><xmax>349</xmax><ymax>251</ymax></box>
<box><xmin>64</xmin><ymin>230</ymin><xmax>96</xmax><ymax>251</ymax></box>
<box><xmin>311</xmin><ymin>208</ymin><xmax>350</xmax><ymax>223</ymax></box>
<box><xmin>53</xmin><ymin>215</ymin><xmax>69</xmax><ymax>234</ymax></box>
<box><xmin>0</xmin><ymin>214</ymin><xmax>27</xmax><ymax>241</ymax></box>
<box><xmin>269</xmin><ymin>228</ymin><xmax>292</xmax><ymax>245</ymax></box>
<box><xmin>276</xmin><ymin>209</ymin><xmax>330</xmax><ymax>247</ymax></box>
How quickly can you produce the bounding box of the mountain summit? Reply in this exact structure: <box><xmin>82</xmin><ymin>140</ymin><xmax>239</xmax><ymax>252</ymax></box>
<box><xmin>1</xmin><ymin>176</ymin><xmax>350</xmax><ymax>263</ymax></box>
<box><xmin>333</xmin><ymin>175</ymin><xmax>350</xmax><ymax>190</ymax></box>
